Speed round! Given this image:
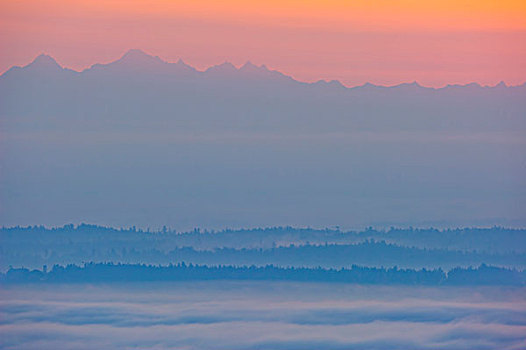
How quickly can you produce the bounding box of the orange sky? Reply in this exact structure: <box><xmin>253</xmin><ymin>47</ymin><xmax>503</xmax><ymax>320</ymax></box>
<box><xmin>1</xmin><ymin>0</ymin><xmax>525</xmax><ymax>86</ymax></box>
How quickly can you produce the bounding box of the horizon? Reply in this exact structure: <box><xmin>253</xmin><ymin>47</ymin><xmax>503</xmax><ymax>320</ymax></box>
<box><xmin>4</xmin><ymin>49</ymin><xmax>526</xmax><ymax>90</ymax></box>
<box><xmin>3</xmin><ymin>222</ymin><xmax>525</xmax><ymax>233</ymax></box>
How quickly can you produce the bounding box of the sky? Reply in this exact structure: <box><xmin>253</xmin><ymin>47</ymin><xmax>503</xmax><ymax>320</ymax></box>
<box><xmin>1</xmin><ymin>0</ymin><xmax>525</xmax><ymax>87</ymax></box>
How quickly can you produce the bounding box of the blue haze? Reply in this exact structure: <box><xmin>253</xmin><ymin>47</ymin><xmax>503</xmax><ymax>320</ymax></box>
<box><xmin>2</xmin><ymin>225</ymin><xmax>526</xmax><ymax>271</ymax></box>
<box><xmin>1</xmin><ymin>50</ymin><xmax>525</xmax><ymax>229</ymax></box>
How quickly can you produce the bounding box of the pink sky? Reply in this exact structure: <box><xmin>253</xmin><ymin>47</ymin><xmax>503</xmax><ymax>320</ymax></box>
<box><xmin>1</xmin><ymin>0</ymin><xmax>525</xmax><ymax>87</ymax></box>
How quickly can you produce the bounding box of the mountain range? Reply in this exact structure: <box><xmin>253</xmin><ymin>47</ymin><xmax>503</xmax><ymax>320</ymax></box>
<box><xmin>2</xmin><ymin>49</ymin><xmax>525</xmax><ymax>134</ymax></box>
<box><xmin>3</xmin><ymin>49</ymin><xmax>524</xmax><ymax>90</ymax></box>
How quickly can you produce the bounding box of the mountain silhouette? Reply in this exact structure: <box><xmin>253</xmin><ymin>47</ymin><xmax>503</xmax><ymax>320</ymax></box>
<box><xmin>2</xmin><ymin>49</ymin><xmax>524</xmax><ymax>135</ymax></box>
<box><xmin>1</xmin><ymin>53</ymin><xmax>73</xmax><ymax>81</ymax></box>
<box><xmin>2</xmin><ymin>50</ymin><xmax>525</xmax><ymax>93</ymax></box>
<box><xmin>1</xmin><ymin>49</ymin><xmax>525</xmax><ymax>138</ymax></box>
<box><xmin>27</xmin><ymin>54</ymin><xmax>63</xmax><ymax>70</ymax></box>
<box><xmin>90</xmin><ymin>49</ymin><xmax>165</xmax><ymax>70</ymax></box>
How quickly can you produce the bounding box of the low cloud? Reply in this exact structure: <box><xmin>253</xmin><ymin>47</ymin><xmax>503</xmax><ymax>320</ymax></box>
<box><xmin>1</xmin><ymin>282</ymin><xmax>525</xmax><ymax>350</ymax></box>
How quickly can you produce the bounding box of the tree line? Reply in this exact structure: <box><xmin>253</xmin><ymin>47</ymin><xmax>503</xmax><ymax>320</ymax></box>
<box><xmin>2</xmin><ymin>263</ymin><xmax>524</xmax><ymax>286</ymax></box>
<box><xmin>2</xmin><ymin>224</ymin><xmax>524</xmax><ymax>253</ymax></box>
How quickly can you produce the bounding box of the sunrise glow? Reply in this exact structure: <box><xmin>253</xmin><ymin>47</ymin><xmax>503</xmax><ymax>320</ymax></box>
<box><xmin>1</xmin><ymin>0</ymin><xmax>525</xmax><ymax>86</ymax></box>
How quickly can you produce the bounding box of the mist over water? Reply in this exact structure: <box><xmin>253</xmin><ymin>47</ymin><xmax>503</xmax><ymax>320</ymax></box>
<box><xmin>1</xmin><ymin>282</ymin><xmax>525</xmax><ymax>350</ymax></box>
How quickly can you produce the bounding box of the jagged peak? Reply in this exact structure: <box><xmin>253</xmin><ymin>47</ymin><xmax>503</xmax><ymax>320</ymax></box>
<box><xmin>27</xmin><ymin>53</ymin><xmax>62</xmax><ymax>69</ymax></box>
<box><xmin>118</xmin><ymin>49</ymin><xmax>164</xmax><ymax>64</ymax></box>
<box><xmin>239</xmin><ymin>61</ymin><xmax>273</xmax><ymax>75</ymax></box>
<box><xmin>362</xmin><ymin>82</ymin><xmax>378</xmax><ymax>87</ymax></box>
<box><xmin>240</xmin><ymin>61</ymin><xmax>260</xmax><ymax>70</ymax></box>
<box><xmin>238</xmin><ymin>62</ymin><xmax>298</xmax><ymax>83</ymax></box>
<box><xmin>205</xmin><ymin>61</ymin><xmax>238</xmax><ymax>73</ymax></box>
<box><xmin>445</xmin><ymin>82</ymin><xmax>482</xmax><ymax>89</ymax></box>
<box><xmin>122</xmin><ymin>49</ymin><xmax>151</xmax><ymax>58</ymax></box>
<box><xmin>314</xmin><ymin>79</ymin><xmax>346</xmax><ymax>88</ymax></box>
<box><xmin>174</xmin><ymin>58</ymin><xmax>196</xmax><ymax>70</ymax></box>
<box><xmin>218</xmin><ymin>61</ymin><xmax>236</xmax><ymax>69</ymax></box>
<box><xmin>398</xmin><ymin>81</ymin><xmax>421</xmax><ymax>87</ymax></box>
<box><xmin>385</xmin><ymin>81</ymin><xmax>427</xmax><ymax>90</ymax></box>
<box><xmin>85</xmin><ymin>49</ymin><xmax>166</xmax><ymax>72</ymax></box>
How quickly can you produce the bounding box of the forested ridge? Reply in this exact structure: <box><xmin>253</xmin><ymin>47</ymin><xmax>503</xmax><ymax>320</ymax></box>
<box><xmin>2</xmin><ymin>225</ymin><xmax>525</xmax><ymax>271</ymax></box>
<box><xmin>3</xmin><ymin>263</ymin><xmax>524</xmax><ymax>286</ymax></box>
